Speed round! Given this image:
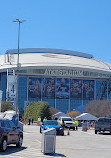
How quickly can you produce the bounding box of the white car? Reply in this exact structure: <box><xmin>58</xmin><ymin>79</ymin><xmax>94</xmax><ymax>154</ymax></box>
<box><xmin>58</xmin><ymin>117</ymin><xmax>75</xmax><ymax>130</ymax></box>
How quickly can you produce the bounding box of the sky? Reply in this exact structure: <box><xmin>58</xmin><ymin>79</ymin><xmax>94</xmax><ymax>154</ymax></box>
<box><xmin>0</xmin><ymin>0</ymin><xmax>111</xmax><ymax>63</ymax></box>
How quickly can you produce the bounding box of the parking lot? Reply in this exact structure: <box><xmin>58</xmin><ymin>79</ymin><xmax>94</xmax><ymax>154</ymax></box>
<box><xmin>0</xmin><ymin>125</ymin><xmax>111</xmax><ymax>158</ymax></box>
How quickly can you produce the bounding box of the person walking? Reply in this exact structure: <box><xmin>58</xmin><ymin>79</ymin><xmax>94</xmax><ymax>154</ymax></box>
<box><xmin>60</xmin><ymin>120</ymin><xmax>65</xmax><ymax>130</ymax></box>
<box><xmin>28</xmin><ymin>119</ymin><xmax>31</xmax><ymax>125</ymax></box>
<box><xmin>74</xmin><ymin>119</ymin><xmax>79</xmax><ymax>130</ymax></box>
<box><xmin>32</xmin><ymin>118</ymin><xmax>34</xmax><ymax>125</ymax></box>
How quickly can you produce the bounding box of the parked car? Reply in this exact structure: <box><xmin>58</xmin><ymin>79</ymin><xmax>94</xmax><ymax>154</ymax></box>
<box><xmin>95</xmin><ymin>117</ymin><xmax>111</xmax><ymax>134</ymax></box>
<box><xmin>0</xmin><ymin>119</ymin><xmax>23</xmax><ymax>152</ymax></box>
<box><xmin>58</xmin><ymin>117</ymin><xmax>75</xmax><ymax>130</ymax></box>
<box><xmin>40</xmin><ymin>120</ymin><xmax>64</xmax><ymax>136</ymax></box>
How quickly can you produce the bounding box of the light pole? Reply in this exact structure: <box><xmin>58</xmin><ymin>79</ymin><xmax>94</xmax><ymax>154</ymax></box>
<box><xmin>13</xmin><ymin>19</ymin><xmax>26</xmax><ymax>67</ymax></box>
<box><xmin>13</xmin><ymin>19</ymin><xmax>26</xmax><ymax>114</ymax></box>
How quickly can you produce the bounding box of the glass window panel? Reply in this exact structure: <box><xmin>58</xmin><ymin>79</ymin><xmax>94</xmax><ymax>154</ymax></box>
<box><xmin>108</xmin><ymin>80</ymin><xmax>111</xmax><ymax>99</ymax></box>
<box><xmin>96</xmin><ymin>80</ymin><xmax>107</xmax><ymax>100</ymax></box>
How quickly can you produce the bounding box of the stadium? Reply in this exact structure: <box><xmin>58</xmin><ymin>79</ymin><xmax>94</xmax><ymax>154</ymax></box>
<box><xmin>0</xmin><ymin>48</ymin><xmax>111</xmax><ymax>114</ymax></box>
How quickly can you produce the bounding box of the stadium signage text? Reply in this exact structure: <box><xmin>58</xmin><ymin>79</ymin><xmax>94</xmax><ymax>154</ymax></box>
<box><xmin>44</xmin><ymin>69</ymin><xmax>83</xmax><ymax>77</ymax></box>
<box><xmin>16</xmin><ymin>69</ymin><xmax>111</xmax><ymax>78</ymax></box>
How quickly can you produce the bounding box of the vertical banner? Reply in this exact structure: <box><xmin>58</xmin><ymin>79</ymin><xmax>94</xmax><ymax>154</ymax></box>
<box><xmin>70</xmin><ymin>79</ymin><xmax>82</xmax><ymax>99</ymax></box>
<box><xmin>0</xmin><ymin>90</ymin><xmax>2</xmax><ymax>112</ymax></box>
<box><xmin>7</xmin><ymin>73</ymin><xmax>17</xmax><ymax>102</ymax></box>
<box><xmin>28</xmin><ymin>78</ymin><xmax>42</xmax><ymax>98</ymax></box>
<box><xmin>83</xmin><ymin>80</ymin><xmax>94</xmax><ymax>100</ymax></box>
<box><xmin>56</xmin><ymin>78</ymin><xmax>69</xmax><ymax>99</ymax></box>
<box><xmin>42</xmin><ymin>78</ymin><xmax>55</xmax><ymax>98</ymax></box>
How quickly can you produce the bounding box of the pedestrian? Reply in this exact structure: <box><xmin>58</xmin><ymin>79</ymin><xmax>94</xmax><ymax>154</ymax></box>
<box><xmin>32</xmin><ymin>119</ymin><xmax>34</xmax><ymax>125</ymax></box>
<box><xmin>38</xmin><ymin>117</ymin><xmax>41</xmax><ymax>123</ymax></box>
<box><xmin>74</xmin><ymin>119</ymin><xmax>79</xmax><ymax>130</ymax></box>
<box><xmin>43</xmin><ymin>117</ymin><xmax>47</xmax><ymax>122</ymax></box>
<box><xmin>28</xmin><ymin>119</ymin><xmax>31</xmax><ymax>125</ymax></box>
<box><xmin>60</xmin><ymin>120</ymin><xmax>65</xmax><ymax>130</ymax></box>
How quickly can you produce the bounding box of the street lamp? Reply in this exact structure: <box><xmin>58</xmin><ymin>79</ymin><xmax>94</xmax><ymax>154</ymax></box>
<box><xmin>13</xmin><ymin>19</ymin><xmax>26</xmax><ymax>67</ymax></box>
<box><xmin>13</xmin><ymin>19</ymin><xmax>26</xmax><ymax>114</ymax></box>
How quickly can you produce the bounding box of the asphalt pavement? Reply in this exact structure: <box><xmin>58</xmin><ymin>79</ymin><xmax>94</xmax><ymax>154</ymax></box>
<box><xmin>0</xmin><ymin>125</ymin><xmax>111</xmax><ymax>158</ymax></box>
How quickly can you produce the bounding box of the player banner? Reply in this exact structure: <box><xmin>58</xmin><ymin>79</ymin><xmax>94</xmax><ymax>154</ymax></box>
<box><xmin>28</xmin><ymin>78</ymin><xmax>42</xmax><ymax>98</ymax></box>
<box><xmin>56</xmin><ymin>78</ymin><xmax>69</xmax><ymax>99</ymax></box>
<box><xmin>42</xmin><ymin>78</ymin><xmax>55</xmax><ymax>99</ymax></box>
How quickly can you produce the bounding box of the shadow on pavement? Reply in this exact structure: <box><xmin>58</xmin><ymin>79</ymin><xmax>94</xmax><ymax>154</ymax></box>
<box><xmin>0</xmin><ymin>146</ymin><xmax>27</xmax><ymax>155</ymax></box>
<box><xmin>46</xmin><ymin>153</ymin><xmax>66</xmax><ymax>157</ymax></box>
<box><xmin>99</xmin><ymin>132</ymin><xmax>111</xmax><ymax>135</ymax></box>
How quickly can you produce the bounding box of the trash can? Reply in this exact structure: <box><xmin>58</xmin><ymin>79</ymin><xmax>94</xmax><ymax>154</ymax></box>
<box><xmin>82</xmin><ymin>123</ymin><xmax>87</xmax><ymax>132</ymax></box>
<box><xmin>41</xmin><ymin>128</ymin><xmax>56</xmax><ymax>155</ymax></box>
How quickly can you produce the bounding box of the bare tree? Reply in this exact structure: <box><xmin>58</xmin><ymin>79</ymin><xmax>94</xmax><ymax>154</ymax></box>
<box><xmin>50</xmin><ymin>107</ymin><xmax>60</xmax><ymax>116</ymax></box>
<box><xmin>85</xmin><ymin>100</ymin><xmax>111</xmax><ymax>117</ymax></box>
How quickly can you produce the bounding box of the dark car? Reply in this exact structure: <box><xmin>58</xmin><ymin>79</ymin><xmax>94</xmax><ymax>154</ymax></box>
<box><xmin>0</xmin><ymin>119</ymin><xmax>23</xmax><ymax>152</ymax></box>
<box><xmin>95</xmin><ymin>117</ymin><xmax>111</xmax><ymax>134</ymax></box>
<box><xmin>40</xmin><ymin>120</ymin><xmax>64</xmax><ymax>136</ymax></box>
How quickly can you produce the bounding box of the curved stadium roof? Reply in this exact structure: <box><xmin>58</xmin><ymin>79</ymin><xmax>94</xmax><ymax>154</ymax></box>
<box><xmin>6</xmin><ymin>48</ymin><xmax>93</xmax><ymax>59</ymax></box>
<box><xmin>0</xmin><ymin>48</ymin><xmax>110</xmax><ymax>75</ymax></box>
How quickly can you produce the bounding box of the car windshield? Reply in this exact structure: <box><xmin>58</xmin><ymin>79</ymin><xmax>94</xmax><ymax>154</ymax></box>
<box><xmin>62</xmin><ymin>118</ymin><xmax>72</xmax><ymax>121</ymax></box>
<box><xmin>44</xmin><ymin>120</ymin><xmax>59</xmax><ymax>125</ymax></box>
<box><xmin>99</xmin><ymin>118</ymin><xmax>111</xmax><ymax>123</ymax></box>
<box><xmin>4</xmin><ymin>113</ymin><xmax>13</xmax><ymax>119</ymax></box>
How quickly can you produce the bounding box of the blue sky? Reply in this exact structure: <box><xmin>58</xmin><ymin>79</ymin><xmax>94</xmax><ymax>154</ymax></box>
<box><xmin>0</xmin><ymin>0</ymin><xmax>111</xmax><ymax>63</ymax></box>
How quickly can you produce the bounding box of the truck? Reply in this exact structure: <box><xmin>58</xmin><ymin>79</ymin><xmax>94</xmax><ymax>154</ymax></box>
<box><xmin>95</xmin><ymin>117</ymin><xmax>111</xmax><ymax>134</ymax></box>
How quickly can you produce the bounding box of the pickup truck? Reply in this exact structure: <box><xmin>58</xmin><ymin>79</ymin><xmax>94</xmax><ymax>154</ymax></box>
<box><xmin>95</xmin><ymin>117</ymin><xmax>111</xmax><ymax>134</ymax></box>
<box><xmin>58</xmin><ymin>116</ymin><xmax>75</xmax><ymax>130</ymax></box>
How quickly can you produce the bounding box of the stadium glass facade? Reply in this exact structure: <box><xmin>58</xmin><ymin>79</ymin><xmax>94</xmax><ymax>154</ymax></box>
<box><xmin>0</xmin><ymin>48</ymin><xmax>111</xmax><ymax>114</ymax></box>
<box><xmin>1</xmin><ymin>72</ymin><xmax>111</xmax><ymax>114</ymax></box>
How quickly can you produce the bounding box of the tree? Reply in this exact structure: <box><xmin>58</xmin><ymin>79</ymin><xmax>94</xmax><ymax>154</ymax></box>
<box><xmin>50</xmin><ymin>107</ymin><xmax>60</xmax><ymax>116</ymax></box>
<box><xmin>68</xmin><ymin>111</ymin><xmax>80</xmax><ymax>119</ymax></box>
<box><xmin>85</xmin><ymin>100</ymin><xmax>111</xmax><ymax>117</ymax></box>
<box><xmin>24</xmin><ymin>101</ymin><xmax>51</xmax><ymax>121</ymax></box>
<box><xmin>1</xmin><ymin>101</ymin><xmax>14</xmax><ymax>112</ymax></box>
<box><xmin>24</xmin><ymin>102</ymin><xmax>38</xmax><ymax>121</ymax></box>
<box><xmin>37</xmin><ymin>101</ymin><xmax>51</xmax><ymax>120</ymax></box>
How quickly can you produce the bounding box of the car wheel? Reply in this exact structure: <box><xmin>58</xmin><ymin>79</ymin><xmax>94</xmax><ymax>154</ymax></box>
<box><xmin>95</xmin><ymin>130</ymin><xmax>98</xmax><ymax>134</ymax></box>
<box><xmin>61</xmin><ymin>132</ymin><xmax>64</xmax><ymax>136</ymax></box>
<box><xmin>16</xmin><ymin>136</ymin><xmax>23</xmax><ymax>148</ymax></box>
<box><xmin>0</xmin><ymin>139</ymin><xmax>7</xmax><ymax>152</ymax></box>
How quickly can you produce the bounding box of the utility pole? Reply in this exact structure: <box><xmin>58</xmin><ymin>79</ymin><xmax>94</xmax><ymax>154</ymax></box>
<box><xmin>13</xmin><ymin>19</ymin><xmax>26</xmax><ymax>114</ymax></box>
